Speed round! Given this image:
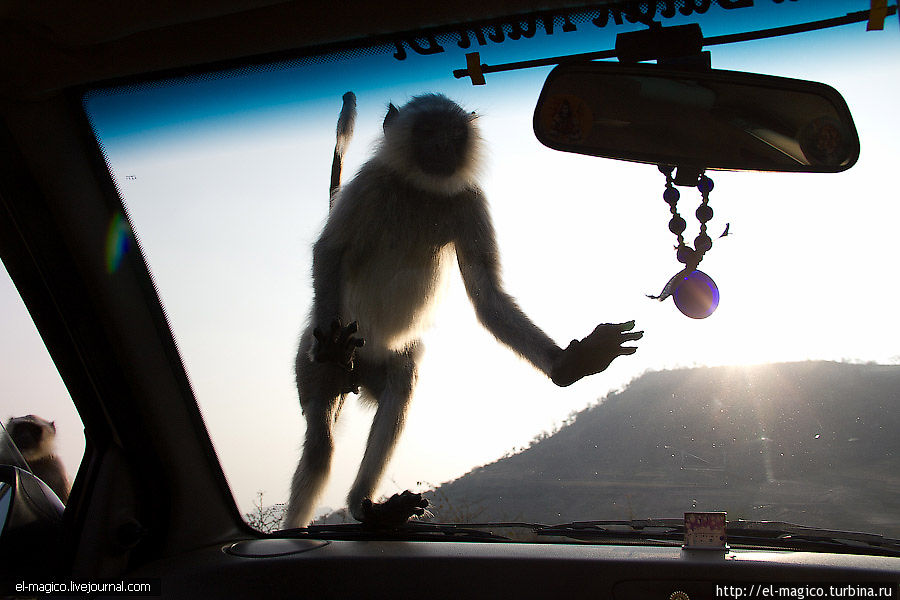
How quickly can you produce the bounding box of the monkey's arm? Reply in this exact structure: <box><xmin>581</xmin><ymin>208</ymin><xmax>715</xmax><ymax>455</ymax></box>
<box><xmin>455</xmin><ymin>193</ymin><xmax>561</xmax><ymax>377</ymax></box>
<box><xmin>310</xmin><ymin>235</ymin><xmax>364</xmax><ymax>371</ymax></box>
<box><xmin>455</xmin><ymin>191</ymin><xmax>641</xmax><ymax>386</ymax></box>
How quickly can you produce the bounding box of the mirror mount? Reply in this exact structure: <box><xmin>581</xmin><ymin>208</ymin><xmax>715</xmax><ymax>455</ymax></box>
<box><xmin>616</xmin><ymin>25</ymin><xmax>715</xmax><ymax>185</ymax></box>
<box><xmin>668</xmin><ymin>166</ymin><xmax>704</xmax><ymax>187</ymax></box>
<box><xmin>615</xmin><ymin>23</ymin><xmax>705</xmax><ymax>65</ymax></box>
<box><xmin>657</xmin><ymin>52</ymin><xmax>712</xmax><ymax>72</ymax></box>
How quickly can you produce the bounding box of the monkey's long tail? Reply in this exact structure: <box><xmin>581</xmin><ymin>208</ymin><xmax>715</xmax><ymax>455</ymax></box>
<box><xmin>330</xmin><ymin>91</ymin><xmax>357</xmax><ymax>210</ymax></box>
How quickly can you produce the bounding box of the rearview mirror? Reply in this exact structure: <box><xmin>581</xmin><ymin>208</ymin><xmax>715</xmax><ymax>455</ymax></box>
<box><xmin>533</xmin><ymin>62</ymin><xmax>859</xmax><ymax>173</ymax></box>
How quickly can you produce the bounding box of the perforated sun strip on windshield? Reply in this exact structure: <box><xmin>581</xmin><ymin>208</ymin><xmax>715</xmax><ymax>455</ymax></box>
<box><xmin>398</xmin><ymin>1</ymin><xmax>760</xmax><ymax>65</ymax></box>
<box><xmin>453</xmin><ymin>5</ymin><xmax>898</xmax><ymax>84</ymax></box>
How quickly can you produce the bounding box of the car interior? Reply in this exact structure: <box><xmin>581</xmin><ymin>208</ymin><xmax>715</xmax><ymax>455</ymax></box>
<box><xmin>1</xmin><ymin>1</ymin><xmax>899</xmax><ymax>598</ymax></box>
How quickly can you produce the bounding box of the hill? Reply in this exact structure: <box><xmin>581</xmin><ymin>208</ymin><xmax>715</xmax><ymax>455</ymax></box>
<box><xmin>423</xmin><ymin>361</ymin><xmax>900</xmax><ymax>537</ymax></box>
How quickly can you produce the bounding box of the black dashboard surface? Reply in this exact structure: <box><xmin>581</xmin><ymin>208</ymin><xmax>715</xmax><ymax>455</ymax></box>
<box><xmin>131</xmin><ymin>540</ymin><xmax>900</xmax><ymax>600</ymax></box>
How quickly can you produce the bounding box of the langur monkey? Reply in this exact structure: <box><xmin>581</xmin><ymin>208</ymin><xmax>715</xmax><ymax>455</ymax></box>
<box><xmin>0</xmin><ymin>414</ymin><xmax>71</xmax><ymax>503</ymax></box>
<box><xmin>284</xmin><ymin>92</ymin><xmax>642</xmax><ymax>528</ymax></box>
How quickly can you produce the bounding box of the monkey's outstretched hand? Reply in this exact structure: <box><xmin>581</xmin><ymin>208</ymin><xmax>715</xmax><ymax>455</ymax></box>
<box><xmin>313</xmin><ymin>318</ymin><xmax>365</xmax><ymax>372</ymax></box>
<box><xmin>550</xmin><ymin>321</ymin><xmax>642</xmax><ymax>387</ymax></box>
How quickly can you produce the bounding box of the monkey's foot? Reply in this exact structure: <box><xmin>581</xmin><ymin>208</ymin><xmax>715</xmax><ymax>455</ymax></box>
<box><xmin>358</xmin><ymin>491</ymin><xmax>429</xmax><ymax>527</ymax></box>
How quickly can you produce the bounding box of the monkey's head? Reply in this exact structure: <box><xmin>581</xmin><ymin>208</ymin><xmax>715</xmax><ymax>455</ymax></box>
<box><xmin>377</xmin><ymin>94</ymin><xmax>483</xmax><ymax>195</ymax></box>
<box><xmin>5</xmin><ymin>414</ymin><xmax>56</xmax><ymax>459</ymax></box>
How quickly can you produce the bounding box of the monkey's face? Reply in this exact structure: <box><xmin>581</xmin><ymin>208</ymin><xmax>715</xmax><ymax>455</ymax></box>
<box><xmin>7</xmin><ymin>415</ymin><xmax>55</xmax><ymax>452</ymax></box>
<box><xmin>410</xmin><ymin>109</ymin><xmax>472</xmax><ymax>177</ymax></box>
<box><xmin>387</xmin><ymin>94</ymin><xmax>478</xmax><ymax>179</ymax></box>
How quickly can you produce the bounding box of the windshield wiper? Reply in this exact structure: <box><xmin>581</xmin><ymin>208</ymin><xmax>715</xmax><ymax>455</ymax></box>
<box><xmin>722</xmin><ymin>520</ymin><xmax>900</xmax><ymax>556</ymax></box>
<box><xmin>286</xmin><ymin>519</ymin><xmax>900</xmax><ymax>556</ymax></box>
<box><xmin>286</xmin><ymin>521</ymin><xmax>512</xmax><ymax>542</ymax></box>
<box><xmin>525</xmin><ymin>519</ymin><xmax>900</xmax><ymax>556</ymax></box>
<box><xmin>287</xmin><ymin>519</ymin><xmax>684</xmax><ymax>545</ymax></box>
<box><xmin>529</xmin><ymin>518</ymin><xmax>686</xmax><ymax>544</ymax></box>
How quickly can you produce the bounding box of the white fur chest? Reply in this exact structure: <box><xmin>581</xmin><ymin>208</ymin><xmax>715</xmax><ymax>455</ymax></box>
<box><xmin>341</xmin><ymin>237</ymin><xmax>453</xmax><ymax>353</ymax></box>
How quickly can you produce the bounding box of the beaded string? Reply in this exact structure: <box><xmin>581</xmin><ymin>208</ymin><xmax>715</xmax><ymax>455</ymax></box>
<box><xmin>694</xmin><ymin>175</ymin><xmax>714</xmax><ymax>257</ymax></box>
<box><xmin>659</xmin><ymin>166</ymin><xmax>715</xmax><ymax>272</ymax></box>
<box><xmin>649</xmin><ymin>167</ymin><xmax>717</xmax><ymax>302</ymax></box>
<box><xmin>662</xmin><ymin>169</ymin><xmax>686</xmax><ymax>251</ymax></box>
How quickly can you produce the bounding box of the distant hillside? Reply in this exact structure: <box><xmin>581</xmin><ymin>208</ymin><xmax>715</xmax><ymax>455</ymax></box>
<box><xmin>423</xmin><ymin>361</ymin><xmax>900</xmax><ymax>537</ymax></box>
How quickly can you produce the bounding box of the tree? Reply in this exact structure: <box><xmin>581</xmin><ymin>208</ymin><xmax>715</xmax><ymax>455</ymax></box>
<box><xmin>245</xmin><ymin>491</ymin><xmax>286</xmax><ymax>533</ymax></box>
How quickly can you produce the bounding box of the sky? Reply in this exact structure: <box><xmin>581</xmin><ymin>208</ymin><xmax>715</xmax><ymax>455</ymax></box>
<box><xmin>2</xmin><ymin>0</ymin><xmax>899</xmax><ymax>520</ymax></box>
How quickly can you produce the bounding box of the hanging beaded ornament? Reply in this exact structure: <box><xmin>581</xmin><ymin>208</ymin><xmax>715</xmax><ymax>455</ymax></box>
<box><xmin>648</xmin><ymin>166</ymin><xmax>720</xmax><ymax>319</ymax></box>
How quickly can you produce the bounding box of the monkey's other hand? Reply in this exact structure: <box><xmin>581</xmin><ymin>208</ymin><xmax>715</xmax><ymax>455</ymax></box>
<box><xmin>312</xmin><ymin>318</ymin><xmax>365</xmax><ymax>372</ymax></box>
<box><xmin>550</xmin><ymin>321</ymin><xmax>643</xmax><ymax>387</ymax></box>
<box><xmin>358</xmin><ymin>491</ymin><xmax>429</xmax><ymax>527</ymax></box>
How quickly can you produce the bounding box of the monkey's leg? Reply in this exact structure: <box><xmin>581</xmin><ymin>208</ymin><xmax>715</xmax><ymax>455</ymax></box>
<box><xmin>283</xmin><ymin>397</ymin><xmax>339</xmax><ymax>528</ymax></box>
<box><xmin>283</xmin><ymin>331</ymin><xmax>348</xmax><ymax>529</ymax></box>
<box><xmin>347</xmin><ymin>346</ymin><xmax>427</xmax><ymax>526</ymax></box>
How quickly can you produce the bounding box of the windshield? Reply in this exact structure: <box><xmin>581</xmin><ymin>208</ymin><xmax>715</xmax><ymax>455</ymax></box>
<box><xmin>0</xmin><ymin>420</ymin><xmax>28</xmax><ymax>471</ymax></box>
<box><xmin>79</xmin><ymin>1</ymin><xmax>900</xmax><ymax>539</ymax></box>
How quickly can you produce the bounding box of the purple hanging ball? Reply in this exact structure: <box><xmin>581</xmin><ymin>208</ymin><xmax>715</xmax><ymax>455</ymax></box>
<box><xmin>674</xmin><ymin>270</ymin><xmax>719</xmax><ymax>319</ymax></box>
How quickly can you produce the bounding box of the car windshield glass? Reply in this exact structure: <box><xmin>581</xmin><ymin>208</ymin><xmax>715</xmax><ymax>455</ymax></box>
<box><xmin>0</xmin><ymin>421</ymin><xmax>27</xmax><ymax>470</ymax></box>
<box><xmin>82</xmin><ymin>1</ymin><xmax>900</xmax><ymax>538</ymax></box>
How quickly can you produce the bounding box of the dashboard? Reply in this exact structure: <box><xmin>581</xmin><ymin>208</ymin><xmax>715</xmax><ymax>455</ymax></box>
<box><xmin>131</xmin><ymin>540</ymin><xmax>900</xmax><ymax>599</ymax></box>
